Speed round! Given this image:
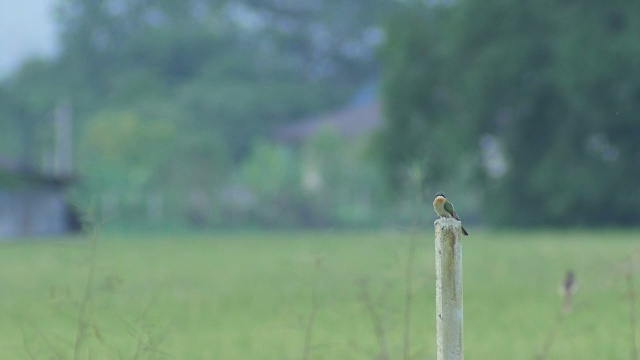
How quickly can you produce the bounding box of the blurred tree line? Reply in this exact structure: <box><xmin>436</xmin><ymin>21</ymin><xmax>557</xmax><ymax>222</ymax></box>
<box><xmin>0</xmin><ymin>0</ymin><xmax>397</xmax><ymax>228</ymax></box>
<box><xmin>381</xmin><ymin>0</ymin><xmax>640</xmax><ymax>226</ymax></box>
<box><xmin>2</xmin><ymin>0</ymin><xmax>639</xmax><ymax>228</ymax></box>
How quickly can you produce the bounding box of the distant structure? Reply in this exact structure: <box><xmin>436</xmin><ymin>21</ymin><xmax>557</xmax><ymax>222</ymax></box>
<box><xmin>0</xmin><ymin>156</ymin><xmax>79</xmax><ymax>238</ymax></box>
<box><xmin>0</xmin><ymin>101</ymin><xmax>80</xmax><ymax>238</ymax></box>
<box><xmin>273</xmin><ymin>101</ymin><xmax>382</xmax><ymax>144</ymax></box>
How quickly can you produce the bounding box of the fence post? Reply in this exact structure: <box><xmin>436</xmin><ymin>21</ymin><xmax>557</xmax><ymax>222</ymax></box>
<box><xmin>434</xmin><ymin>217</ymin><xmax>464</xmax><ymax>360</ymax></box>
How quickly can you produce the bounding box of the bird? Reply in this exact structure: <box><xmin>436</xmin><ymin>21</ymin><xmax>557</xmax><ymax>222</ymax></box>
<box><xmin>560</xmin><ymin>270</ymin><xmax>577</xmax><ymax>313</ymax></box>
<box><xmin>433</xmin><ymin>192</ymin><xmax>469</xmax><ymax>236</ymax></box>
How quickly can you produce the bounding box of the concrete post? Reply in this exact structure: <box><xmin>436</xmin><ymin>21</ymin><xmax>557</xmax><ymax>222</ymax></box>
<box><xmin>434</xmin><ymin>217</ymin><xmax>464</xmax><ymax>360</ymax></box>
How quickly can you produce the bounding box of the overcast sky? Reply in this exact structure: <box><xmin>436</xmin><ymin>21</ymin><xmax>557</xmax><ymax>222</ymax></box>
<box><xmin>0</xmin><ymin>0</ymin><xmax>58</xmax><ymax>78</ymax></box>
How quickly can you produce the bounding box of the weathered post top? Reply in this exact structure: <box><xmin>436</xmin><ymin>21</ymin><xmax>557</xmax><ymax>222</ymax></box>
<box><xmin>434</xmin><ymin>217</ymin><xmax>464</xmax><ymax>360</ymax></box>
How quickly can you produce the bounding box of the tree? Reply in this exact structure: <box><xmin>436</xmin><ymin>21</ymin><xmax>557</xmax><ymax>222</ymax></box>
<box><xmin>0</xmin><ymin>59</ymin><xmax>69</xmax><ymax>163</ymax></box>
<box><xmin>379</xmin><ymin>4</ymin><xmax>458</xmax><ymax>190</ymax></box>
<box><xmin>381</xmin><ymin>0</ymin><xmax>640</xmax><ymax>226</ymax></box>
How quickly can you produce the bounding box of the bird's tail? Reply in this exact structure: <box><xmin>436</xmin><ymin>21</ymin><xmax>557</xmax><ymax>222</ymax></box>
<box><xmin>461</xmin><ymin>226</ymin><xmax>469</xmax><ymax>236</ymax></box>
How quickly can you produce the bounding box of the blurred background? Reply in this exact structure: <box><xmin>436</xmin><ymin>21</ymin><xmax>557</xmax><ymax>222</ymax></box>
<box><xmin>2</xmin><ymin>2</ymin><xmax>640</xmax><ymax>359</ymax></box>
<box><xmin>1</xmin><ymin>0</ymin><xmax>639</xmax><ymax>234</ymax></box>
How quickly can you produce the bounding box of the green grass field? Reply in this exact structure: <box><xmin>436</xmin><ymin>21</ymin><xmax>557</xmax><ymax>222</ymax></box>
<box><xmin>0</xmin><ymin>229</ymin><xmax>638</xmax><ymax>359</ymax></box>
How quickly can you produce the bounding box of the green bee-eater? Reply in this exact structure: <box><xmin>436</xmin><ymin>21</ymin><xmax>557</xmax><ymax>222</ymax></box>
<box><xmin>433</xmin><ymin>192</ymin><xmax>469</xmax><ymax>236</ymax></box>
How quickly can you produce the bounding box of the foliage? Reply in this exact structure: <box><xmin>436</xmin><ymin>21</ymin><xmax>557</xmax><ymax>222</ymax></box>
<box><xmin>380</xmin><ymin>0</ymin><xmax>640</xmax><ymax>226</ymax></box>
<box><xmin>233</xmin><ymin>131</ymin><xmax>385</xmax><ymax>228</ymax></box>
<box><xmin>80</xmin><ymin>110</ymin><xmax>174</xmax><ymax>184</ymax></box>
<box><xmin>300</xmin><ymin>127</ymin><xmax>386</xmax><ymax>225</ymax></box>
<box><xmin>236</xmin><ymin>140</ymin><xmax>303</xmax><ymax>226</ymax></box>
<box><xmin>0</xmin><ymin>0</ymin><xmax>397</xmax><ymax>228</ymax></box>
<box><xmin>77</xmin><ymin>109</ymin><xmax>175</xmax><ymax>224</ymax></box>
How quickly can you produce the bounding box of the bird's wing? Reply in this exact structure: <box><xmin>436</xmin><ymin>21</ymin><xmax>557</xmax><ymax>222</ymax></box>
<box><xmin>444</xmin><ymin>201</ymin><xmax>460</xmax><ymax>220</ymax></box>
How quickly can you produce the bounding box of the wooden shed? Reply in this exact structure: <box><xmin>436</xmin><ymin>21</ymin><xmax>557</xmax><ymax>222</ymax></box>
<box><xmin>0</xmin><ymin>157</ymin><xmax>79</xmax><ymax>238</ymax></box>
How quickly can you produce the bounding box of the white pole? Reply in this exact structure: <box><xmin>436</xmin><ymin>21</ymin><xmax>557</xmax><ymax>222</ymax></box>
<box><xmin>53</xmin><ymin>101</ymin><xmax>73</xmax><ymax>176</ymax></box>
<box><xmin>434</xmin><ymin>217</ymin><xmax>464</xmax><ymax>360</ymax></box>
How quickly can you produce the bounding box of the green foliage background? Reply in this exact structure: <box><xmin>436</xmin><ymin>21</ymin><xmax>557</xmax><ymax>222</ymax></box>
<box><xmin>380</xmin><ymin>0</ymin><xmax>640</xmax><ymax>226</ymax></box>
<box><xmin>2</xmin><ymin>0</ymin><xmax>640</xmax><ymax>228</ymax></box>
<box><xmin>0</xmin><ymin>0</ymin><xmax>398</xmax><ymax>228</ymax></box>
